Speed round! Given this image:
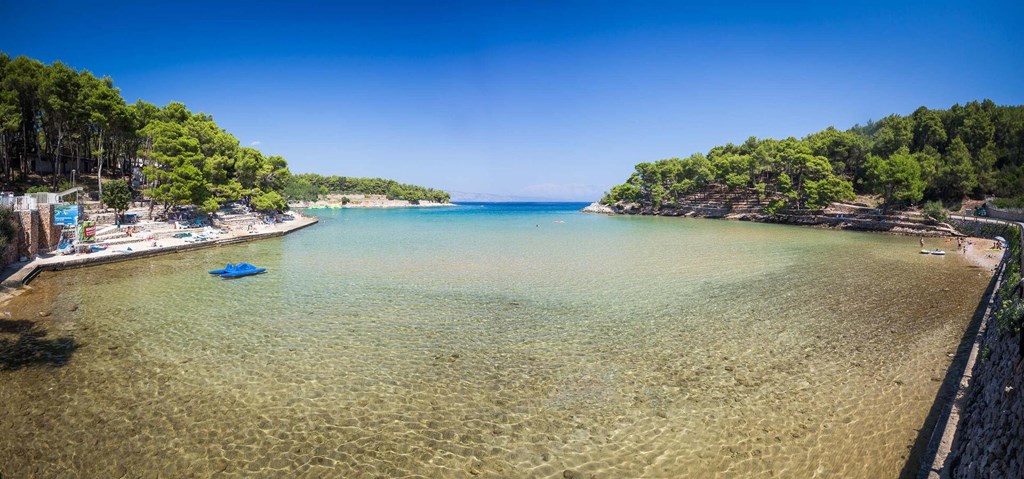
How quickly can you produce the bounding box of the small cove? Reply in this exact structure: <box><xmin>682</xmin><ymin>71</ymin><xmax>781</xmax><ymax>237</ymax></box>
<box><xmin>0</xmin><ymin>203</ymin><xmax>991</xmax><ymax>477</ymax></box>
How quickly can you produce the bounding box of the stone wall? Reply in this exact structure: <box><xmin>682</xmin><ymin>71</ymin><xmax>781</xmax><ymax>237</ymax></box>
<box><xmin>16</xmin><ymin>210</ymin><xmax>39</xmax><ymax>259</ymax></box>
<box><xmin>36</xmin><ymin>204</ymin><xmax>62</xmax><ymax>252</ymax></box>
<box><xmin>986</xmin><ymin>204</ymin><xmax>1024</xmax><ymax>223</ymax></box>
<box><xmin>946</xmin><ymin>316</ymin><xmax>1023</xmax><ymax>477</ymax></box>
<box><xmin>1</xmin><ymin>205</ymin><xmax>67</xmax><ymax>269</ymax></box>
<box><xmin>940</xmin><ymin>221</ymin><xmax>1023</xmax><ymax>478</ymax></box>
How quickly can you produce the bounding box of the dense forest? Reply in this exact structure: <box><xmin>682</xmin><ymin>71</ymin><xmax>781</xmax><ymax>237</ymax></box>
<box><xmin>602</xmin><ymin>101</ymin><xmax>1024</xmax><ymax>213</ymax></box>
<box><xmin>0</xmin><ymin>53</ymin><xmax>448</xmax><ymax>212</ymax></box>
<box><xmin>286</xmin><ymin>174</ymin><xmax>450</xmax><ymax>203</ymax></box>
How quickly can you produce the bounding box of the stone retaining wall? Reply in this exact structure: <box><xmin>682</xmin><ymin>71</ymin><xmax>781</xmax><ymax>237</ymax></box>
<box><xmin>946</xmin><ymin>321</ymin><xmax>1023</xmax><ymax>477</ymax></box>
<box><xmin>928</xmin><ymin>220</ymin><xmax>1023</xmax><ymax>478</ymax></box>
<box><xmin>2</xmin><ymin>205</ymin><xmax>63</xmax><ymax>263</ymax></box>
<box><xmin>986</xmin><ymin>204</ymin><xmax>1024</xmax><ymax>223</ymax></box>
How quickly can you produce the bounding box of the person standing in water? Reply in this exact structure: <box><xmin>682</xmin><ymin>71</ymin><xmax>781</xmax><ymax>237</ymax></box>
<box><xmin>920</xmin><ymin>237</ymin><xmax>925</xmax><ymax>248</ymax></box>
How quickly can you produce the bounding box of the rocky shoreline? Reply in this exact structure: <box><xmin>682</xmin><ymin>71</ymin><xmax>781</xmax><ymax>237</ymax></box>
<box><xmin>290</xmin><ymin>200</ymin><xmax>452</xmax><ymax>209</ymax></box>
<box><xmin>289</xmin><ymin>194</ymin><xmax>452</xmax><ymax>209</ymax></box>
<box><xmin>582</xmin><ymin>201</ymin><xmax>962</xmax><ymax>237</ymax></box>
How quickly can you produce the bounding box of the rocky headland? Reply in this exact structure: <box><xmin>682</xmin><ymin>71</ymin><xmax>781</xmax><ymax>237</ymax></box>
<box><xmin>583</xmin><ymin>186</ymin><xmax>961</xmax><ymax>237</ymax></box>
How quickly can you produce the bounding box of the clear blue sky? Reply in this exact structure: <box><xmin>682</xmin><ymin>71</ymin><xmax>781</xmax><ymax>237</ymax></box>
<box><xmin>2</xmin><ymin>1</ymin><xmax>1022</xmax><ymax>200</ymax></box>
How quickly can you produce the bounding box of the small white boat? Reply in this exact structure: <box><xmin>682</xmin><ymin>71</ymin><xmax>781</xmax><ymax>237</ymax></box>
<box><xmin>930</xmin><ymin>250</ymin><xmax>946</xmax><ymax>256</ymax></box>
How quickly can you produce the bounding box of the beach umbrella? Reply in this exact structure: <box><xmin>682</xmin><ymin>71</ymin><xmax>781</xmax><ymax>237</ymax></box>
<box><xmin>994</xmin><ymin>236</ymin><xmax>1007</xmax><ymax>243</ymax></box>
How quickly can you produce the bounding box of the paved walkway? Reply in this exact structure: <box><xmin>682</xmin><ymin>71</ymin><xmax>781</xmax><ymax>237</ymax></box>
<box><xmin>0</xmin><ymin>213</ymin><xmax>318</xmax><ymax>287</ymax></box>
<box><xmin>921</xmin><ymin>213</ymin><xmax>1022</xmax><ymax>478</ymax></box>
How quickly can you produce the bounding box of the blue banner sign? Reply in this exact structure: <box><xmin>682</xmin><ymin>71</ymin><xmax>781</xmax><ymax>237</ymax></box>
<box><xmin>54</xmin><ymin>204</ymin><xmax>79</xmax><ymax>226</ymax></box>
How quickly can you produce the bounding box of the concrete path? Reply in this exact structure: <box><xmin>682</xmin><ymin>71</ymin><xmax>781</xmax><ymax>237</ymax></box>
<box><xmin>0</xmin><ymin>213</ymin><xmax>318</xmax><ymax>288</ymax></box>
<box><xmin>920</xmin><ymin>214</ymin><xmax>1022</xmax><ymax>478</ymax></box>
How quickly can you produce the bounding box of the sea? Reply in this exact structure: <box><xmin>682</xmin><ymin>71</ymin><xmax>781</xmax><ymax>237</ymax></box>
<box><xmin>0</xmin><ymin>202</ymin><xmax>992</xmax><ymax>477</ymax></box>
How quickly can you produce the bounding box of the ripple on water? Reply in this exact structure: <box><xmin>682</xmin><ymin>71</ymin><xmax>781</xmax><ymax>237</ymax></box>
<box><xmin>0</xmin><ymin>209</ymin><xmax>992</xmax><ymax>477</ymax></box>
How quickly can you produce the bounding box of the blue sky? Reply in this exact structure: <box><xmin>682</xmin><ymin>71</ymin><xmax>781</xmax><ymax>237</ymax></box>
<box><xmin>2</xmin><ymin>1</ymin><xmax>1022</xmax><ymax>200</ymax></box>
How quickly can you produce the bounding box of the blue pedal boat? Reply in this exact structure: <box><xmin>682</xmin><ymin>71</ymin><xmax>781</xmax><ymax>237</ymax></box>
<box><xmin>208</xmin><ymin>263</ymin><xmax>267</xmax><ymax>278</ymax></box>
<box><xmin>218</xmin><ymin>263</ymin><xmax>267</xmax><ymax>278</ymax></box>
<box><xmin>208</xmin><ymin>263</ymin><xmax>237</xmax><ymax>274</ymax></box>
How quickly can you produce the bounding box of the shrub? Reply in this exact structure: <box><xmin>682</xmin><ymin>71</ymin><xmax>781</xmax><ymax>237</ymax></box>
<box><xmin>923</xmin><ymin>201</ymin><xmax>949</xmax><ymax>223</ymax></box>
<box><xmin>995</xmin><ymin>298</ymin><xmax>1023</xmax><ymax>336</ymax></box>
<box><xmin>991</xmin><ymin>196</ymin><xmax>1024</xmax><ymax>209</ymax></box>
<box><xmin>763</xmin><ymin>199</ymin><xmax>786</xmax><ymax>215</ymax></box>
<box><xmin>0</xmin><ymin>207</ymin><xmax>17</xmax><ymax>251</ymax></box>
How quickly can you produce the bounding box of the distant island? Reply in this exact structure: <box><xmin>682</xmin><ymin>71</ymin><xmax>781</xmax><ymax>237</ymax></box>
<box><xmin>594</xmin><ymin>100</ymin><xmax>1024</xmax><ymax>231</ymax></box>
<box><xmin>0</xmin><ymin>53</ymin><xmax>450</xmax><ymax>216</ymax></box>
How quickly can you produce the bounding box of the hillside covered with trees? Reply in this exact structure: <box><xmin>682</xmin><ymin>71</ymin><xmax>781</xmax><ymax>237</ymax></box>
<box><xmin>602</xmin><ymin>101</ymin><xmax>1024</xmax><ymax>214</ymax></box>
<box><xmin>285</xmin><ymin>173</ymin><xmax>451</xmax><ymax>203</ymax></box>
<box><xmin>0</xmin><ymin>53</ymin><xmax>448</xmax><ymax>212</ymax></box>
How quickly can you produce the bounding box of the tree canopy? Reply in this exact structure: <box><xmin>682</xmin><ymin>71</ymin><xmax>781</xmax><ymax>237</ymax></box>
<box><xmin>0</xmin><ymin>53</ymin><xmax>450</xmax><ymax>212</ymax></box>
<box><xmin>101</xmin><ymin>178</ymin><xmax>131</xmax><ymax>220</ymax></box>
<box><xmin>603</xmin><ymin>100</ymin><xmax>1024</xmax><ymax>211</ymax></box>
<box><xmin>286</xmin><ymin>173</ymin><xmax>451</xmax><ymax>203</ymax></box>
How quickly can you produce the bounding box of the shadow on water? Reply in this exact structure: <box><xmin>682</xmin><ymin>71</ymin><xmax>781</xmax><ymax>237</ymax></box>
<box><xmin>0</xmin><ymin>318</ymin><xmax>78</xmax><ymax>370</ymax></box>
<box><xmin>898</xmin><ymin>262</ymin><xmax>1001</xmax><ymax>479</ymax></box>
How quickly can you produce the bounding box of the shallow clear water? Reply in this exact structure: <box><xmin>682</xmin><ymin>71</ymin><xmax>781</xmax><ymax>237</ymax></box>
<box><xmin>0</xmin><ymin>203</ymin><xmax>992</xmax><ymax>477</ymax></box>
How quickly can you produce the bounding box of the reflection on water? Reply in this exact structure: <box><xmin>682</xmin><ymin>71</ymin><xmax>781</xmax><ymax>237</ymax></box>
<box><xmin>0</xmin><ymin>205</ymin><xmax>992</xmax><ymax>477</ymax></box>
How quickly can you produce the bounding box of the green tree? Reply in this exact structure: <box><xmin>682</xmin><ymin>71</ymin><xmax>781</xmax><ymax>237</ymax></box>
<box><xmin>283</xmin><ymin>176</ymin><xmax>322</xmax><ymax>202</ymax></box>
<box><xmin>910</xmin><ymin>107</ymin><xmax>947</xmax><ymax>151</ymax></box>
<box><xmin>804</xmin><ymin>176</ymin><xmax>855</xmax><ymax>209</ymax></box>
<box><xmin>806</xmin><ymin>127</ymin><xmax>869</xmax><ymax>179</ymax></box>
<box><xmin>864</xmin><ymin>148</ymin><xmax>925</xmax><ymax>206</ymax></box>
<box><xmin>871</xmin><ymin>115</ymin><xmax>913</xmax><ymax>157</ymax></box>
<box><xmin>140</xmin><ymin>119</ymin><xmax>206</xmax><ymax>211</ymax></box>
<box><xmin>38</xmin><ymin>61</ymin><xmax>82</xmax><ymax>186</ymax></box>
<box><xmin>102</xmin><ymin>179</ymin><xmax>131</xmax><ymax>222</ymax></box>
<box><xmin>83</xmin><ymin>73</ymin><xmax>128</xmax><ymax>202</ymax></box>
<box><xmin>939</xmin><ymin>137</ymin><xmax>978</xmax><ymax>199</ymax></box>
<box><xmin>250</xmin><ymin>189</ymin><xmax>286</xmax><ymax>212</ymax></box>
<box><xmin>0</xmin><ymin>56</ymin><xmax>20</xmax><ymax>182</ymax></box>
<box><xmin>1</xmin><ymin>55</ymin><xmax>44</xmax><ymax>180</ymax></box>
<box><xmin>957</xmin><ymin>101</ymin><xmax>996</xmax><ymax>154</ymax></box>
<box><xmin>603</xmin><ymin>182</ymin><xmax>640</xmax><ymax>204</ymax></box>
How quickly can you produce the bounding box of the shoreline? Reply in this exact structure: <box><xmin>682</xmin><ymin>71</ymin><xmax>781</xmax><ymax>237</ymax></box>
<box><xmin>289</xmin><ymin>200</ymin><xmax>455</xmax><ymax>209</ymax></box>
<box><xmin>583</xmin><ymin>201</ymin><xmax>962</xmax><ymax>237</ymax></box>
<box><xmin>0</xmin><ymin>202</ymin><xmax>1011</xmax><ymax>477</ymax></box>
<box><xmin>925</xmin><ymin>236</ymin><xmax>1004</xmax><ymax>271</ymax></box>
<box><xmin>0</xmin><ymin>212</ymin><xmax>319</xmax><ymax>289</ymax></box>
<box><xmin>585</xmin><ymin>202</ymin><xmax>1006</xmax><ymax>270</ymax></box>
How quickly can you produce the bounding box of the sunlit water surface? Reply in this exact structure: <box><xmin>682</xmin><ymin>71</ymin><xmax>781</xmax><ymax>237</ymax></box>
<box><xmin>0</xmin><ymin>203</ymin><xmax>992</xmax><ymax>477</ymax></box>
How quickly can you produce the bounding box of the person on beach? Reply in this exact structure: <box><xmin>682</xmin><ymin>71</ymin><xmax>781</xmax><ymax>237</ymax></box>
<box><xmin>920</xmin><ymin>237</ymin><xmax>925</xmax><ymax>248</ymax></box>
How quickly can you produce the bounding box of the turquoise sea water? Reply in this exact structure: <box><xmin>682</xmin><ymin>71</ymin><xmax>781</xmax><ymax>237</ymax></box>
<box><xmin>0</xmin><ymin>203</ymin><xmax>992</xmax><ymax>477</ymax></box>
